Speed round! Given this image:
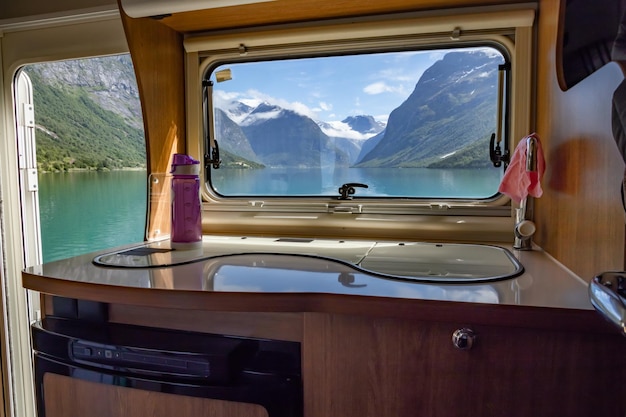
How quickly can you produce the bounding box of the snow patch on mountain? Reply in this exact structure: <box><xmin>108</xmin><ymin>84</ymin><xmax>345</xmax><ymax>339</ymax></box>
<box><xmin>240</xmin><ymin>103</ymin><xmax>284</xmax><ymax>126</ymax></box>
<box><xmin>318</xmin><ymin>121</ymin><xmax>374</xmax><ymax>140</ymax></box>
<box><xmin>217</xmin><ymin>94</ymin><xmax>385</xmax><ymax>142</ymax></box>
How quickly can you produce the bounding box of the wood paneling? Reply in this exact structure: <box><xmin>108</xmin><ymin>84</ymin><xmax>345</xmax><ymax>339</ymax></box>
<box><xmin>157</xmin><ymin>0</ymin><xmax>529</xmax><ymax>33</ymax></box>
<box><xmin>303</xmin><ymin>313</ymin><xmax>626</xmax><ymax>417</ymax></box>
<box><xmin>534</xmin><ymin>0</ymin><xmax>626</xmax><ymax>279</ymax></box>
<box><xmin>118</xmin><ymin>3</ymin><xmax>187</xmax><ymax>239</ymax></box>
<box><xmin>44</xmin><ymin>374</ymin><xmax>268</xmax><ymax>417</ymax></box>
<box><xmin>108</xmin><ymin>304</ymin><xmax>304</xmax><ymax>341</ymax></box>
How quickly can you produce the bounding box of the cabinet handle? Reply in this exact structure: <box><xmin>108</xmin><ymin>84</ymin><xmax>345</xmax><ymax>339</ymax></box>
<box><xmin>452</xmin><ymin>328</ymin><xmax>476</xmax><ymax>350</ymax></box>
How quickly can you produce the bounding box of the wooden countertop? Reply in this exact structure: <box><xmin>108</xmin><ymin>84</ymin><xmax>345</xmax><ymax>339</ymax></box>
<box><xmin>22</xmin><ymin>236</ymin><xmax>610</xmax><ymax>333</ymax></box>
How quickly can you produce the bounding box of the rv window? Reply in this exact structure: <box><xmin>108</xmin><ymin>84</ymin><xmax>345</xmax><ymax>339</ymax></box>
<box><xmin>206</xmin><ymin>46</ymin><xmax>508</xmax><ymax>200</ymax></box>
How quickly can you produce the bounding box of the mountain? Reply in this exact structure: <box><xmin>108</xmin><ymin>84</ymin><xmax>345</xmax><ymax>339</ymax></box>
<box><xmin>214</xmin><ymin>108</ymin><xmax>263</xmax><ymax>167</ymax></box>
<box><xmin>356</xmin><ymin>50</ymin><xmax>502</xmax><ymax>168</ymax></box>
<box><xmin>326</xmin><ymin>137</ymin><xmax>363</xmax><ymax>164</ymax></box>
<box><xmin>216</xmin><ymin>50</ymin><xmax>500</xmax><ymax>170</ymax></box>
<box><xmin>354</xmin><ymin>129</ymin><xmax>386</xmax><ymax>164</ymax></box>
<box><xmin>320</xmin><ymin>116</ymin><xmax>385</xmax><ymax>164</ymax></box>
<box><xmin>313</xmin><ymin>121</ymin><xmax>370</xmax><ymax>164</ymax></box>
<box><xmin>29</xmin><ymin>55</ymin><xmax>143</xmax><ymax>130</ymax></box>
<box><xmin>226</xmin><ymin>101</ymin><xmax>255</xmax><ymax>123</ymax></box>
<box><xmin>23</xmin><ymin>55</ymin><xmax>146</xmax><ymax>172</ymax></box>
<box><xmin>240</xmin><ymin>103</ymin><xmax>351</xmax><ymax>167</ymax></box>
<box><xmin>217</xmin><ymin>100</ymin><xmax>383</xmax><ymax>166</ymax></box>
<box><xmin>342</xmin><ymin>115</ymin><xmax>385</xmax><ymax>135</ymax></box>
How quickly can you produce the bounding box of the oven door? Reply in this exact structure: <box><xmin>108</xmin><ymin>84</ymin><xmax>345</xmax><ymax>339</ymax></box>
<box><xmin>32</xmin><ymin>318</ymin><xmax>302</xmax><ymax>417</ymax></box>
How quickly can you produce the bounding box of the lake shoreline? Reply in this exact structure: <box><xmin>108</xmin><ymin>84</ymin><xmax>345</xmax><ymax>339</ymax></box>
<box><xmin>39</xmin><ymin>167</ymin><xmax>147</xmax><ymax>174</ymax></box>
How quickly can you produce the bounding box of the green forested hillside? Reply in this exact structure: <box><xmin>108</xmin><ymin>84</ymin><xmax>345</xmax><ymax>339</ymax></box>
<box><xmin>24</xmin><ymin>60</ymin><xmax>146</xmax><ymax>172</ymax></box>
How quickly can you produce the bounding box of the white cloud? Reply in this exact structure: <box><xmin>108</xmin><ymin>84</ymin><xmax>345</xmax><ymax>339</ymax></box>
<box><xmin>319</xmin><ymin>121</ymin><xmax>376</xmax><ymax>140</ymax></box>
<box><xmin>375</xmin><ymin>114</ymin><xmax>389</xmax><ymax>124</ymax></box>
<box><xmin>364</xmin><ymin>82</ymin><xmax>389</xmax><ymax>95</ymax></box>
<box><xmin>363</xmin><ymin>81</ymin><xmax>405</xmax><ymax>95</ymax></box>
<box><xmin>289</xmin><ymin>101</ymin><xmax>318</xmax><ymax>119</ymax></box>
<box><xmin>241</xmin><ymin>109</ymin><xmax>283</xmax><ymax>126</ymax></box>
<box><xmin>214</xmin><ymin>90</ymin><xmax>240</xmax><ymax>102</ymax></box>
<box><xmin>429</xmin><ymin>51</ymin><xmax>446</xmax><ymax>61</ymax></box>
<box><xmin>319</xmin><ymin>101</ymin><xmax>332</xmax><ymax>111</ymax></box>
<box><xmin>226</xmin><ymin>89</ymin><xmax>319</xmax><ymax>120</ymax></box>
<box><xmin>239</xmin><ymin>98</ymin><xmax>263</xmax><ymax>108</ymax></box>
<box><xmin>216</xmin><ymin>86</ymin><xmax>390</xmax><ymax>144</ymax></box>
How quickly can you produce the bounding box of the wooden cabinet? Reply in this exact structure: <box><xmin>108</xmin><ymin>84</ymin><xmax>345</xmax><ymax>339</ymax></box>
<box><xmin>303</xmin><ymin>313</ymin><xmax>626</xmax><ymax>417</ymax></box>
<box><xmin>33</xmin><ymin>292</ymin><xmax>626</xmax><ymax>417</ymax></box>
<box><xmin>100</xmin><ymin>302</ymin><xmax>626</xmax><ymax>416</ymax></box>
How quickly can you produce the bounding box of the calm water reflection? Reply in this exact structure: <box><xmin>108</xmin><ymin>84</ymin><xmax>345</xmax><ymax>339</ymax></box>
<box><xmin>38</xmin><ymin>171</ymin><xmax>147</xmax><ymax>262</ymax></box>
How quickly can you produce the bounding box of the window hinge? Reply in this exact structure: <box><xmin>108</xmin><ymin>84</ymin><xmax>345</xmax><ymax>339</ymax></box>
<box><xmin>25</xmin><ymin>168</ymin><xmax>38</xmax><ymax>192</ymax></box>
<box><xmin>329</xmin><ymin>204</ymin><xmax>362</xmax><ymax>214</ymax></box>
<box><xmin>429</xmin><ymin>203</ymin><xmax>451</xmax><ymax>211</ymax></box>
<box><xmin>22</xmin><ymin>103</ymin><xmax>35</xmax><ymax>128</ymax></box>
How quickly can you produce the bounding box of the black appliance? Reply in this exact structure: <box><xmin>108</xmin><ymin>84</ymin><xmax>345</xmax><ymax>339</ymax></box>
<box><xmin>31</xmin><ymin>317</ymin><xmax>302</xmax><ymax>417</ymax></box>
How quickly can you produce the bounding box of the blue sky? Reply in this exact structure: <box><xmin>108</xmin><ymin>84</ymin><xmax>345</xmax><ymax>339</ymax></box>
<box><xmin>212</xmin><ymin>49</ymin><xmax>452</xmax><ymax>124</ymax></box>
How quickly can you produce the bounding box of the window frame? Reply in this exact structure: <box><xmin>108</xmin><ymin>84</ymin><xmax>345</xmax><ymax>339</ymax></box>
<box><xmin>183</xmin><ymin>6</ymin><xmax>535</xmax><ymax>241</ymax></box>
<box><xmin>202</xmin><ymin>43</ymin><xmax>511</xmax><ymax>203</ymax></box>
<box><xmin>0</xmin><ymin>10</ymin><xmax>128</xmax><ymax>417</ymax></box>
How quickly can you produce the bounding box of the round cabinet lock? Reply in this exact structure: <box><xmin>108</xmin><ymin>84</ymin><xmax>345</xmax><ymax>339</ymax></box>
<box><xmin>452</xmin><ymin>328</ymin><xmax>476</xmax><ymax>350</ymax></box>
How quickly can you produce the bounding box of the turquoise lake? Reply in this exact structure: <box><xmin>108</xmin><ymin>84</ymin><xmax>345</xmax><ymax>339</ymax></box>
<box><xmin>38</xmin><ymin>167</ymin><xmax>502</xmax><ymax>263</ymax></box>
<box><xmin>38</xmin><ymin>171</ymin><xmax>148</xmax><ymax>263</ymax></box>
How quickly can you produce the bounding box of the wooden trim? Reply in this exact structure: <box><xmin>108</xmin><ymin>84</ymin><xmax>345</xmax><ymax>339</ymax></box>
<box><xmin>108</xmin><ymin>304</ymin><xmax>303</xmax><ymax>341</ymax></box>
<box><xmin>156</xmin><ymin>0</ymin><xmax>530</xmax><ymax>33</ymax></box>
<box><xmin>184</xmin><ymin>9</ymin><xmax>534</xmax><ymax>53</ymax></box>
<box><xmin>117</xmin><ymin>2</ymin><xmax>187</xmax><ymax>240</ymax></box>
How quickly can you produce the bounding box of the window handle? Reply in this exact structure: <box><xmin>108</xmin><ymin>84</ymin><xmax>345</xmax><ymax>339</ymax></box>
<box><xmin>338</xmin><ymin>183</ymin><xmax>368</xmax><ymax>200</ymax></box>
<box><xmin>489</xmin><ymin>132</ymin><xmax>509</xmax><ymax>168</ymax></box>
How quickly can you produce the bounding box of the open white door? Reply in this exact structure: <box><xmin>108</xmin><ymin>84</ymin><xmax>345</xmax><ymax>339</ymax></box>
<box><xmin>14</xmin><ymin>70</ymin><xmax>41</xmax><ymax>320</ymax></box>
<box><xmin>15</xmin><ymin>71</ymin><xmax>42</xmax><ymax>267</ymax></box>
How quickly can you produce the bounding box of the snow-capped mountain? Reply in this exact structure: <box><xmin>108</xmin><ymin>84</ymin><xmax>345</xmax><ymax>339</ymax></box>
<box><xmin>213</xmin><ymin>49</ymin><xmax>502</xmax><ymax>169</ymax></box>
<box><xmin>215</xmin><ymin>100</ymin><xmax>383</xmax><ymax>166</ymax></box>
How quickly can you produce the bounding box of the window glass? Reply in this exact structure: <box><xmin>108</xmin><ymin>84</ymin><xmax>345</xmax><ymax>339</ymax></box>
<box><xmin>20</xmin><ymin>54</ymin><xmax>147</xmax><ymax>263</ymax></box>
<box><xmin>207</xmin><ymin>46</ymin><xmax>507</xmax><ymax>200</ymax></box>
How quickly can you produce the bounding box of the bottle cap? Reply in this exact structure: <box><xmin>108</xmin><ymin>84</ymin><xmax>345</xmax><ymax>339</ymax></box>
<box><xmin>170</xmin><ymin>154</ymin><xmax>200</xmax><ymax>175</ymax></box>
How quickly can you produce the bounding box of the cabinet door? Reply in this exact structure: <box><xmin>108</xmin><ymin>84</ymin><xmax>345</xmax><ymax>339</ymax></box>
<box><xmin>303</xmin><ymin>313</ymin><xmax>626</xmax><ymax>417</ymax></box>
<box><xmin>43</xmin><ymin>374</ymin><xmax>267</xmax><ymax>417</ymax></box>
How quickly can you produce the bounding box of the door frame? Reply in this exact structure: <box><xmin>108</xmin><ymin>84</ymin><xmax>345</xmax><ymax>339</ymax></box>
<box><xmin>0</xmin><ymin>9</ymin><xmax>127</xmax><ymax>417</ymax></box>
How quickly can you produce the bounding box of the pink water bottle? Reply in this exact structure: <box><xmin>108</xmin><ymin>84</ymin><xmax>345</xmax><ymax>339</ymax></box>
<box><xmin>170</xmin><ymin>154</ymin><xmax>202</xmax><ymax>247</ymax></box>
